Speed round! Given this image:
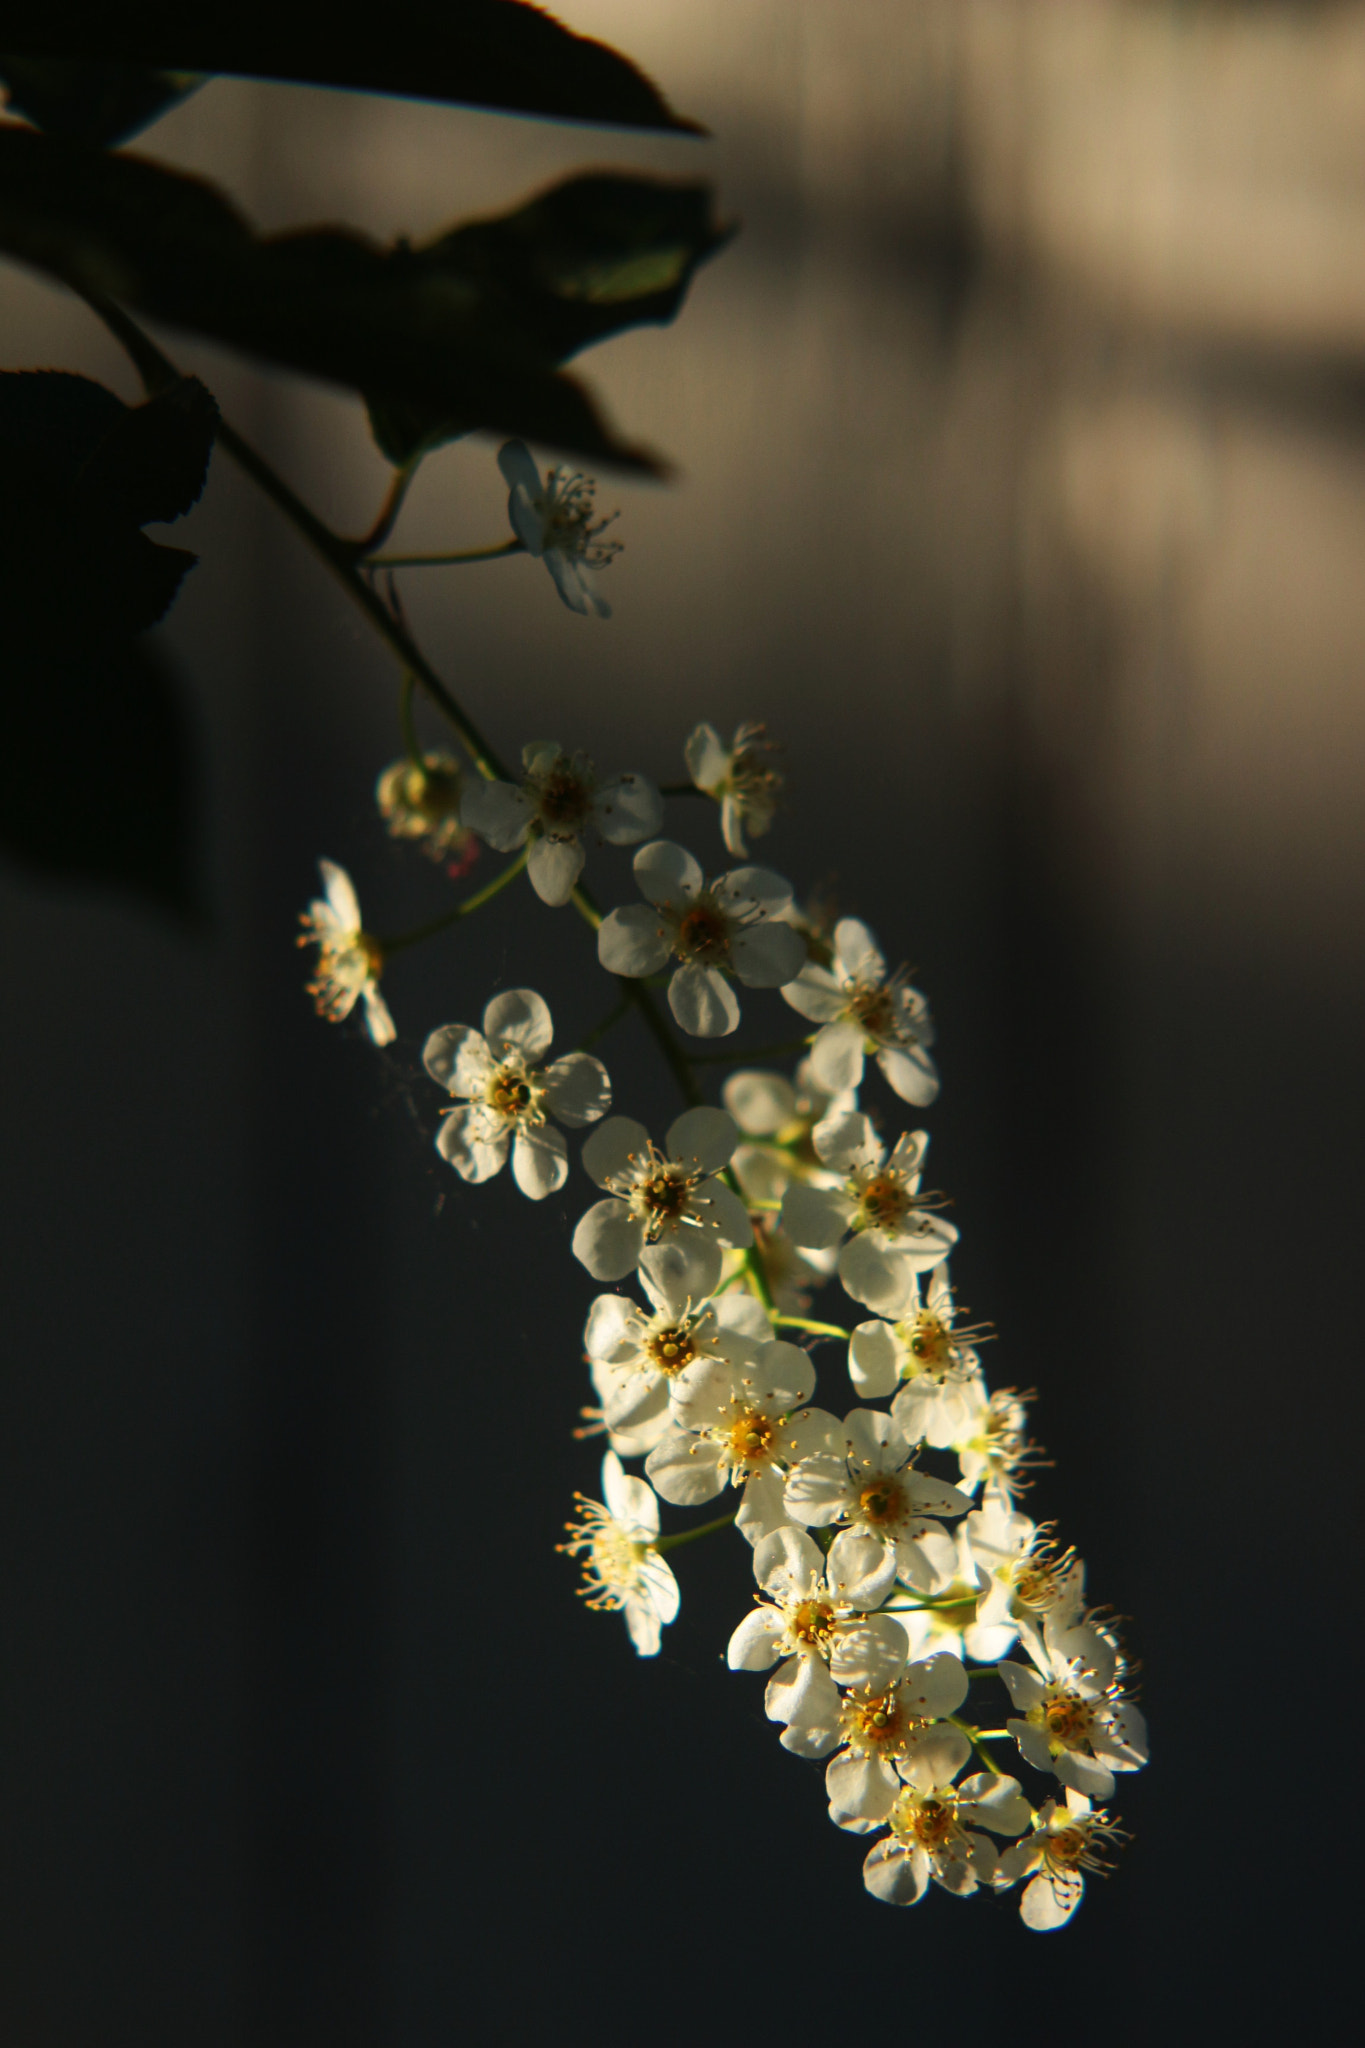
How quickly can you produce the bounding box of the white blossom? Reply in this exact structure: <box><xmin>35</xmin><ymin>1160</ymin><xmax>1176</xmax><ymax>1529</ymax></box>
<box><xmin>862</xmin><ymin>1769</ymin><xmax>1032</xmax><ymax>1906</ymax></box>
<box><xmin>1000</xmin><ymin>1622</ymin><xmax>1148</xmax><ymax>1800</ymax></box>
<box><xmin>784</xmin><ymin>1407</ymin><xmax>972</xmax><ymax>1606</ymax></box>
<box><xmin>583</xmin><ymin>1240</ymin><xmax>769</xmax><ymax>1442</ymax></box>
<box><xmin>597</xmin><ymin>840</ymin><xmax>807</xmax><ymax>1037</ymax></box>
<box><xmin>728</xmin><ymin>1526</ymin><xmax>910</xmax><ymax>1755</ymax></box>
<box><xmin>423</xmin><ymin>987</ymin><xmax>609</xmax><ymax>1199</ymax></box>
<box><xmin>461</xmin><ymin>741</ymin><xmax>662</xmax><ymax>907</ymax></box>
<box><xmin>849</xmin><ymin>1263</ymin><xmax>985</xmax><ymax>1444</ymax></box>
<box><xmin>498</xmin><ymin>440</ymin><xmax>621</xmax><ymax>618</ymax></box>
<box><xmin>782</xmin><ymin>917</ymin><xmax>938</xmax><ymax>1106</ymax></box>
<box><xmin>683</xmin><ymin>720</ymin><xmax>782</xmax><ymax>857</ymax></box>
<box><xmin>375</xmin><ymin>752</ymin><xmax>477</xmax><ymax>868</ymax></box>
<box><xmin>823</xmin><ymin>1650</ymin><xmax>971</xmax><ymax>1832</ymax></box>
<box><xmin>953</xmin><ymin>1386</ymin><xmax>1043</xmax><ymax>1503</ymax></box>
<box><xmin>572</xmin><ymin>1107</ymin><xmax>753</xmax><ymax>1298</ymax></box>
<box><xmin>780</xmin><ymin>1112</ymin><xmax>958</xmax><ymax>1316</ymax></box>
<box><xmin>558</xmin><ymin>1451</ymin><xmax>679</xmax><ymax>1656</ymax></box>
<box><xmin>886</xmin><ymin>1524</ymin><xmax>1001</xmax><ymax>1665</ymax></box>
<box><xmin>297</xmin><ymin>859</ymin><xmax>396</xmax><ymax>1046</ymax></box>
<box><xmin>967</xmin><ymin>1501</ymin><xmax>1085</xmax><ymax>1667</ymax></box>
<box><xmin>721</xmin><ymin>1060</ymin><xmax>855</xmax><ymax>1210</ymax></box>
<box><xmin>994</xmin><ymin>1788</ymin><xmax>1126</xmax><ymax>1930</ymax></box>
<box><xmin>645</xmin><ymin>1340</ymin><xmax>843</xmax><ymax>1546</ymax></box>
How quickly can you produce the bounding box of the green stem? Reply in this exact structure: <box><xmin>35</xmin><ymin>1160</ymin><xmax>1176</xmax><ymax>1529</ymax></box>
<box><xmin>378</xmin><ymin>847</ymin><xmax>528</xmax><ymax>954</ymax></box>
<box><xmin>654</xmin><ymin>1509</ymin><xmax>737</xmax><ymax>1554</ymax></box>
<box><xmin>399</xmin><ymin>672</ymin><xmax>424</xmax><ymax>770</ymax></box>
<box><xmin>349</xmin><ymin>459</ymin><xmax>419</xmax><ymax>558</ymax></box>
<box><xmin>368</xmin><ymin>538</ymin><xmax>524</xmax><ymax>568</ymax></box>
<box><xmin>687</xmin><ymin>1037</ymin><xmax>813</xmax><ymax>1066</ymax></box>
<box><xmin>79</xmin><ymin>293</ymin><xmax>514</xmax><ymax>785</ymax></box>
<box><xmin>947</xmin><ymin>1714</ymin><xmax>1014</xmax><ymax>1779</ymax></box>
<box><xmin>772</xmin><ymin>1314</ymin><xmax>851</xmax><ymax>1341</ymax></box>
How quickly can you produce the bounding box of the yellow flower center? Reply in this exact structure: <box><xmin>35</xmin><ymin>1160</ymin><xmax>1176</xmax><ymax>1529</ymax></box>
<box><xmin>906</xmin><ymin>1312</ymin><xmax>952</xmax><ymax>1374</ymax></box>
<box><xmin>790</xmin><ymin>1598</ymin><xmax>838</xmax><ymax>1651</ymax></box>
<box><xmin>858</xmin><ymin>1476</ymin><xmax>907</xmax><ymax>1527</ymax></box>
<box><xmin>646</xmin><ymin>1325</ymin><xmax>697</xmax><ymax>1377</ymax></box>
<box><xmin>1040</xmin><ymin>1690</ymin><xmax>1095</xmax><ymax>1751</ymax></box>
<box><xmin>726</xmin><ymin>1407</ymin><xmax>776</xmax><ymax>1465</ymax></box>
<box><xmin>855</xmin><ymin>1171</ymin><xmax>911</xmax><ymax>1232</ymax></box>
<box><xmin>841</xmin><ymin>1687</ymin><xmax>910</xmax><ymax>1755</ymax></box>
<box><xmin>676</xmin><ymin>901</ymin><xmax>732</xmax><ymax>965</ymax></box>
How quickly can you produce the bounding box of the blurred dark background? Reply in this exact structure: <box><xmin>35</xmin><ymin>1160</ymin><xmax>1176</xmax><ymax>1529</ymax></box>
<box><xmin>3</xmin><ymin>3</ymin><xmax>1362</xmax><ymax>2041</ymax></box>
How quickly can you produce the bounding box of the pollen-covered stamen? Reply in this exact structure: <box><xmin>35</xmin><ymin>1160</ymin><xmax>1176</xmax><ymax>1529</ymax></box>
<box><xmin>1011</xmin><ymin>1534</ymin><xmax>1079</xmax><ymax>1612</ymax></box>
<box><xmin>645</xmin><ymin>1323</ymin><xmax>697</xmax><ymax>1377</ymax></box>
<box><xmin>614</xmin><ymin>1146</ymin><xmax>708</xmax><ymax>1242</ymax></box>
<box><xmin>889</xmin><ymin>1787</ymin><xmax>964</xmax><ymax>1855</ymax></box>
<box><xmin>674</xmin><ymin>898</ymin><xmax>734</xmax><ymax>967</ymax></box>
<box><xmin>538</xmin><ymin>468</ymin><xmax>623</xmax><ymax>568</ymax></box>
<box><xmin>557</xmin><ymin>1494</ymin><xmax>651</xmax><ymax>1612</ymax></box>
<box><xmin>1036</xmin><ymin>1687</ymin><xmax>1098</xmax><ymax>1755</ymax></box>
<box><xmin>482</xmin><ymin>1060</ymin><xmax>547</xmax><ymax>1128</ymax></box>
<box><xmin>857</xmin><ymin>1474</ymin><xmax>909</xmax><ymax>1528</ymax></box>
<box><xmin>839</xmin><ymin>1685</ymin><xmax>915</xmax><ymax>1758</ymax></box>
<box><xmin>1042</xmin><ymin>1809</ymin><xmax>1126</xmax><ymax>1879</ymax></box>
<box><xmin>973</xmin><ymin>1389</ymin><xmax>1048</xmax><ymax>1490</ymax></box>
<box><xmin>530</xmin><ymin>759</ymin><xmax>596</xmax><ymax>831</ymax></box>
<box><xmin>788</xmin><ymin>1595</ymin><xmax>839</xmax><ymax>1653</ymax></box>
<box><xmin>723</xmin><ymin>1405</ymin><xmax>777</xmax><ymax>1468</ymax></box>
<box><xmin>852</xmin><ymin>1169</ymin><xmax>914</xmax><ymax>1232</ymax></box>
<box><xmin>299</xmin><ymin>921</ymin><xmax>385</xmax><ymax>1020</ymax></box>
<box><xmin>849</xmin><ymin>983</ymin><xmax>897</xmax><ymax>1039</ymax></box>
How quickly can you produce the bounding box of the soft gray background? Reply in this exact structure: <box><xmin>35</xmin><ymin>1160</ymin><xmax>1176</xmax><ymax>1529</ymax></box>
<box><xmin>2</xmin><ymin>3</ymin><xmax>1361</xmax><ymax>2040</ymax></box>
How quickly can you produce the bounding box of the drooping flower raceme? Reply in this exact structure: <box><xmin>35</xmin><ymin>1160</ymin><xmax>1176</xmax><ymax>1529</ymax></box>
<box><xmin>571</xmin><ymin>1106</ymin><xmax>753</xmax><ymax>1298</ymax></box>
<box><xmin>461</xmin><ymin>741</ymin><xmax>662</xmax><ymax>907</ymax></box>
<box><xmin>780</xmin><ymin>1111</ymin><xmax>959</xmax><ymax>1315</ymax></box>
<box><xmin>597</xmin><ymin>840</ymin><xmax>807</xmax><ymax>1036</ymax></box>
<box><xmin>684</xmin><ymin>720</ymin><xmax>783</xmax><ymax>858</ymax></box>
<box><xmin>498</xmin><ymin>439</ymin><xmax>622</xmax><ymax>618</ymax></box>
<box><xmin>558</xmin><ymin>1451</ymin><xmax>679</xmax><ymax>1656</ymax></box>
<box><xmin>782</xmin><ymin>916</ymin><xmax>938</xmax><ymax>1106</ymax></box>
<box><xmin>423</xmin><ymin>987</ymin><xmax>610</xmax><ymax>1199</ymax></box>
<box><xmin>297</xmin><ymin>859</ymin><xmax>396</xmax><ymax>1047</ymax></box>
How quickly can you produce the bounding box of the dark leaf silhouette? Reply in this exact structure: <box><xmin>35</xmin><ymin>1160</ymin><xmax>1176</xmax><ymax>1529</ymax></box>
<box><xmin>364</xmin><ymin>171</ymin><xmax>732</xmax><ymax>462</ymax></box>
<box><xmin>0</xmin><ymin>55</ymin><xmax>202</xmax><ymax>146</ymax></box>
<box><xmin>0</xmin><ymin>0</ymin><xmax>702</xmax><ymax>131</ymax></box>
<box><xmin>0</xmin><ymin>128</ymin><xmax>725</xmax><ymax>468</ymax></box>
<box><xmin>0</xmin><ymin>370</ymin><xmax>214</xmax><ymax>912</ymax></box>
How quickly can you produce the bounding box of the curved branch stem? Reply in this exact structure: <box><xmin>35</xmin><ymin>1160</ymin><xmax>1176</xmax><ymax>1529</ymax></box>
<box><xmin>368</xmin><ymin>538</ymin><xmax>524</xmax><ymax>568</ymax></box>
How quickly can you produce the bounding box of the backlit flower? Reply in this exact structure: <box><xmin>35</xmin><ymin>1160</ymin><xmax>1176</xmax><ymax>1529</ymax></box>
<box><xmin>572</xmin><ymin>1107</ymin><xmax>753</xmax><ymax>1298</ymax></box>
<box><xmin>498</xmin><ymin>440</ymin><xmax>621</xmax><ymax>618</ymax></box>
<box><xmin>994</xmin><ymin>1788</ymin><xmax>1126</xmax><ymax>1929</ymax></box>
<box><xmin>297</xmin><ymin>858</ymin><xmax>395</xmax><ymax>1046</ymax></box>
<box><xmin>375</xmin><ymin>751</ymin><xmax>478</xmax><ymax>869</ymax></box>
<box><xmin>849</xmin><ymin>1264</ymin><xmax>986</xmax><ymax>1445</ymax></box>
<box><xmin>583</xmin><ymin>1240</ymin><xmax>768</xmax><ymax>1441</ymax></box>
<box><xmin>782</xmin><ymin>916</ymin><xmax>938</xmax><ymax>1105</ymax></box>
<box><xmin>823</xmin><ymin>1650</ymin><xmax>970</xmax><ymax>1832</ymax></box>
<box><xmin>684</xmin><ymin>720</ymin><xmax>782</xmax><ymax>857</ymax></box>
<box><xmin>558</xmin><ymin>1451</ymin><xmax>679</xmax><ymax>1656</ymax></box>
<box><xmin>461</xmin><ymin>741</ymin><xmax>662</xmax><ymax>907</ymax></box>
<box><xmin>784</xmin><ymin>1407</ymin><xmax>972</xmax><ymax>1605</ymax></box>
<box><xmin>862</xmin><ymin>1768</ymin><xmax>1032</xmax><ymax>1905</ymax></box>
<box><xmin>780</xmin><ymin>1111</ymin><xmax>958</xmax><ymax>1316</ymax></box>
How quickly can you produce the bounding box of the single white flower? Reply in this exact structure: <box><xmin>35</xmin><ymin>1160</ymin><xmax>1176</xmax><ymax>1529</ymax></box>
<box><xmin>782</xmin><ymin>916</ymin><xmax>938</xmax><ymax>1106</ymax></box>
<box><xmin>583</xmin><ymin>1240</ymin><xmax>769</xmax><ymax>1441</ymax></box>
<box><xmin>645</xmin><ymin>1341</ymin><xmax>843</xmax><ymax>1546</ymax></box>
<box><xmin>886</xmin><ymin>1524</ymin><xmax>999</xmax><ymax>1665</ymax></box>
<box><xmin>862</xmin><ymin>1769</ymin><xmax>1032</xmax><ymax>1906</ymax></box>
<box><xmin>497</xmin><ymin>440</ymin><xmax>621</xmax><ymax>618</ymax></box>
<box><xmin>728</xmin><ymin>1526</ymin><xmax>910</xmax><ymax>1756</ymax></box>
<box><xmin>460</xmin><ymin>741</ymin><xmax>662</xmax><ymax>907</ymax></box>
<box><xmin>994</xmin><ymin>1788</ymin><xmax>1126</xmax><ymax>1930</ymax></box>
<box><xmin>780</xmin><ymin>1111</ymin><xmax>958</xmax><ymax>1316</ymax></box>
<box><xmin>952</xmin><ymin>1386</ymin><xmax>1044</xmax><ymax>1503</ymax></box>
<box><xmin>823</xmin><ymin>1650</ymin><xmax>970</xmax><ymax>1832</ymax></box>
<box><xmin>423</xmin><ymin>987</ymin><xmax>610</xmax><ymax>1199</ymax></box>
<box><xmin>968</xmin><ymin>1501</ymin><xmax>1085</xmax><ymax>1667</ymax></box>
<box><xmin>784</xmin><ymin>1407</ymin><xmax>972</xmax><ymax>1606</ymax></box>
<box><xmin>721</xmin><ymin>1059</ymin><xmax>855</xmax><ymax>1209</ymax></box>
<box><xmin>572</xmin><ymin>1106</ymin><xmax>753</xmax><ymax>1298</ymax></box>
<box><xmin>683</xmin><ymin>720</ymin><xmax>782</xmax><ymax>857</ymax></box>
<box><xmin>375</xmin><ymin>752</ymin><xmax>478</xmax><ymax>869</ymax></box>
<box><xmin>557</xmin><ymin>1451</ymin><xmax>679</xmax><ymax>1656</ymax></box>
<box><xmin>849</xmin><ymin>1264</ymin><xmax>986</xmax><ymax>1445</ymax></box>
<box><xmin>597</xmin><ymin>840</ymin><xmax>807</xmax><ymax>1037</ymax></box>
<box><xmin>297</xmin><ymin>858</ymin><xmax>396</xmax><ymax>1047</ymax></box>
<box><xmin>1000</xmin><ymin>1625</ymin><xmax>1148</xmax><ymax>1801</ymax></box>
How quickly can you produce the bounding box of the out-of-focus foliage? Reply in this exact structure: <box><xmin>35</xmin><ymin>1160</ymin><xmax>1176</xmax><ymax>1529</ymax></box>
<box><xmin>0</xmin><ymin>371</ymin><xmax>216</xmax><ymax>912</ymax></box>
<box><xmin>0</xmin><ymin>130</ymin><xmax>725</xmax><ymax>469</ymax></box>
<box><xmin>0</xmin><ymin>55</ymin><xmax>203</xmax><ymax>146</ymax></box>
<box><xmin>0</xmin><ymin>0</ymin><xmax>703</xmax><ymax>132</ymax></box>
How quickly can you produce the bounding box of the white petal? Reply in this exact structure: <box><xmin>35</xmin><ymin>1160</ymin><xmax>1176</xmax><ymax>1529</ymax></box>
<box><xmin>542</xmin><ymin>1052</ymin><xmax>612</xmax><ymax>1127</ymax></box>
<box><xmin>583</xmin><ymin>1293</ymin><xmax>642</xmax><ymax>1364</ymax></box>
<box><xmin>832</xmin><ymin>918</ymin><xmax>885</xmax><ymax>985</ymax></box>
<box><xmin>482</xmin><ymin>987</ymin><xmax>554</xmax><ymax>1061</ymax></box>
<box><xmin>460</xmin><ymin>778</ymin><xmax>534</xmax><ymax>850</ymax></box>
<box><xmin>527</xmin><ymin>832</ymin><xmax>585</xmax><ymax>906</ymax></box>
<box><xmin>735</xmin><ymin>1466</ymin><xmax>796</xmax><ymax>1546</ymax></box>
<box><xmin>727</xmin><ymin>1608</ymin><xmax>785</xmax><ymax>1671</ymax></box>
<box><xmin>809</xmin><ymin>1019</ymin><xmax>867</xmax><ymax>1094</ymax></box>
<box><xmin>435</xmin><ymin>1108</ymin><xmax>508</xmax><ymax>1183</ymax></box>
<box><xmin>702</xmin><ymin>1179</ymin><xmax>754</xmax><ymax>1250</ymax></box>
<box><xmin>877</xmin><ymin>1044</ymin><xmax>941</xmax><ymax>1107</ymax></box>
<box><xmin>597</xmin><ymin>904</ymin><xmax>672</xmax><ymax>979</ymax></box>
<box><xmin>511</xmin><ymin>1125</ymin><xmax>568</xmax><ymax>1199</ymax></box>
<box><xmin>781</xmin><ymin>966</ymin><xmax>846</xmax><ymax>1023</ymax></box>
<box><xmin>713</xmin><ymin>866</ymin><xmax>794</xmax><ymax>917</ymax></box>
<box><xmin>636</xmin><ymin>1241</ymin><xmax>693</xmax><ymax>1318</ymax></box>
<box><xmin>838</xmin><ymin>1235</ymin><xmax>915</xmax><ymax>1316</ymax></box>
<box><xmin>666</xmin><ymin>1106</ymin><xmax>740</xmax><ymax>1175</ymax></box>
<box><xmin>360</xmin><ymin>985</ymin><xmax>396</xmax><ymax>1047</ymax></box>
<box><xmin>722</xmin><ymin>1070</ymin><xmax>797</xmax><ymax>1136</ymax></box>
<box><xmin>1021</xmin><ymin>1872</ymin><xmax>1083</xmax><ymax>1931</ymax></box>
<box><xmin>318</xmin><ymin>858</ymin><xmax>360</xmax><ymax>928</ymax></box>
<box><xmin>645</xmin><ymin>1432</ymin><xmax>727</xmax><ymax>1506</ymax></box>
<box><xmin>899</xmin><ymin>1723</ymin><xmax>971</xmax><ymax>1788</ymax></box>
<box><xmin>497</xmin><ymin>438</ymin><xmax>542</xmax><ymax>503</ymax></box>
<box><xmin>826</xmin><ymin>1528</ymin><xmax>899</xmax><ymax>1607</ymax></box>
<box><xmin>752</xmin><ymin>1524</ymin><xmax>825</xmax><ymax>1594</ymax></box>
<box><xmin>812</xmin><ymin>1109</ymin><xmax>881</xmax><ymax>1173</ymax></box>
<box><xmin>422</xmin><ymin>1023</ymin><xmax>493</xmax><ymax>1097</ymax></box>
<box><xmin>784</xmin><ymin>1455</ymin><xmax>853</xmax><ymax>1528</ymax></box>
<box><xmin>545</xmin><ymin>549</ymin><xmax>601</xmax><ymax>616</ymax></box>
<box><xmin>901</xmin><ymin>1652</ymin><xmax>969</xmax><ymax>1721</ymax></box>
<box><xmin>683</xmin><ymin>722</ymin><xmax>728</xmax><ymax>792</ymax></box>
<box><xmin>580</xmin><ymin>1116</ymin><xmax>651</xmax><ymax>1189</ymax></box>
<box><xmin>848</xmin><ymin>1320</ymin><xmax>901</xmax><ymax>1398</ymax></box>
<box><xmin>830</xmin><ymin>1612</ymin><xmax>910</xmax><ymax>1689</ymax></box>
<box><xmin>571</xmin><ymin>1199</ymin><xmax>645</xmax><ymax>1280</ymax></box>
<box><xmin>633</xmin><ymin>838</ymin><xmax>701</xmax><ymax>909</ymax></box>
<box><xmin>765</xmin><ymin>1651</ymin><xmax>839</xmax><ymax>1730</ymax></box>
<box><xmin>669</xmin><ymin>963</ymin><xmax>739</xmax><ymax>1037</ymax></box>
<box><xmin>729</xmin><ymin>919</ymin><xmax>807</xmax><ymax>989</ymax></box>
<box><xmin>780</xmin><ymin>1182</ymin><xmax>853</xmax><ymax>1250</ymax></box>
<box><xmin>826</xmin><ymin>1754</ymin><xmax>899</xmax><ymax>1831</ymax></box>
<box><xmin>863</xmin><ymin>1840</ymin><xmax>929</xmax><ymax>1907</ymax></box>
<box><xmin>660</xmin><ymin>1229</ymin><xmax>724</xmax><ymax>1300</ymax></box>
<box><xmin>595</xmin><ymin>773</ymin><xmax>664</xmax><ymax>845</ymax></box>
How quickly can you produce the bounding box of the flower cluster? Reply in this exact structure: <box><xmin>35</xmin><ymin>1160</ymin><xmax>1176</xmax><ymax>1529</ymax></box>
<box><xmin>297</xmin><ymin>439</ymin><xmax>1147</xmax><ymax>1932</ymax></box>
